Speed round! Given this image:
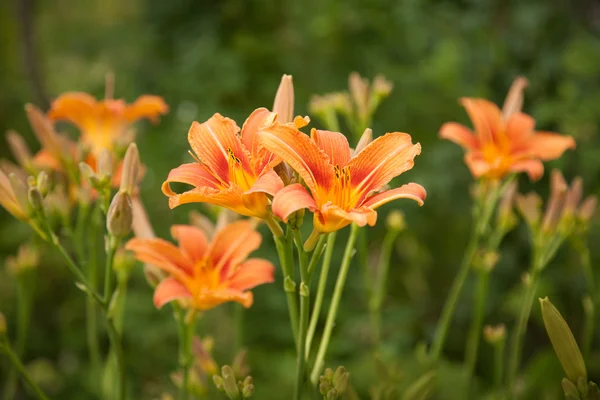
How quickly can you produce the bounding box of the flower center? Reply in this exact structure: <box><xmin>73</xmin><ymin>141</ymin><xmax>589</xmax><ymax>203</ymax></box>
<box><xmin>227</xmin><ymin>147</ymin><xmax>255</xmax><ymax>191</ymax></box>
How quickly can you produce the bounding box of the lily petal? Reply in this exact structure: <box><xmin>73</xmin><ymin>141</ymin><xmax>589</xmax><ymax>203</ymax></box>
<box><xmin>240</xmin><ymin>108</ymin><xmax>276</xmax><ymax>163</ymax></box>
<box><xmin>509</xmin><ymin>159</ymin><xmax>544</xmax><ymax>181</ymax></box>
<box><xmin>208</xmin><ymin>220</ymin><xmax>262</xmax><ymax>279</ymax></box>
<box><xmin>196</xmin><ymin>289</ymin><xmax>253</xmax><ymax>309</ymax></box>
<box><xmin>166</xmin><ymin>185</ymin><xmax>253</xmax><ymax>216</ymax></box>
<box><xmin>506</xmin><ymin>112</ymin><xmax>535</xmax><ymax>144</ymax></box>
<box><xmin>311</xmin><ymin>129</ymin><xmax>352</xmax><ymax>167</ymax></box>
<box><xmin>126</xmin><ymin>238</ymin><xmax>193</xmax><ymax>280</ymax></box>
<box><xmin>460</xmin><ymin>98</ymin><xmax>503</xmax><ymax>145</ymax></box>
<box><xmin>228</xmin><ymin>258</ymin><xmax>275</xmax><ymax>291</ymax></box>
<box><xmin>245</xmin><ymin>169</ymin><xmax>284</xmax><ymax>197</ymax></box>
<box><xmin>48</xmin><ymin>92</ymin><xmax>97</xmax><ymax>129</ymax></box>
<box><xmin>162</xmin><ymin>163</ymin><xmax>220</xmax><ymax>197</ymax></box>
<box><xmin>439</xmin><ymin>122</ymin><xmax>478</xmax><ymax>150</ymax></box>
<box><xmin>123</xmin><ymin>95</ymin><xmax>169</xmax><ymax>123</ymax></box>
<box><xmin>362</xmin><ymin>183</ymin><xmax>427</xmax><ymax>208</ymax></box>
<box><xmin>153</xmin><ymin>277</ymin><xmax>192</xmax><ymax>309</ymax></box>
<box><xmin>526</xmin><ymin>132</ymin><xmax>576</xmax><ymax>161</ymax></box>
<box><xmin>170</xmin><ymin>225</ymin><xmax>209</xmax><ymax>263</ymax></box>
<box><xmin>319</xmin><ymin>203</ymin><xmax>377</xmax><ymax>231</ymax></box>
<box><xmin>464</xmin><ymin>153</ymin><xmax>493</xmax><ymax>178</ymax></box>
<box><xmin>271</xmin><ymin>183</ymin><xmax>318</xmax><ymax>222</ymax></box>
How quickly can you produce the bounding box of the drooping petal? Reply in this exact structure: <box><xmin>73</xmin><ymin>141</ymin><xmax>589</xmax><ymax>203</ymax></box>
<box><xmin>170</xmin><ymin>225</ymin><xmax>209</xmax><ymax>263</ymax></box>
<box><xmin>123</xmin><ymin>95</ymin><xmax>169</xmax><ymax>123</ymax></box>
<box><xmin>310</xmin><ymin>129</ymin><xmax>352</xmax><ymax>167</ymax></box>
<box><xmin>460</xmin><ymin>98</ymin><xmax>503</xmax><ymax>145</ymax></box>
<box><xmin>166</xmin><ymin>185</ymin><xmax>253</xmax><ymax>216</ymax></box>
<box><xmin>362</xmin><ymin>183</ymin><xmax>427</xmax><ymax>209</ymax></box>
<box><xmin>439</xmin><ymin>122</ymin><xmax>478</xmax><ymax>150</ymax></box>
<box><xmin>187</xmin><ymin>115</ymin><xmax>252</xmax><ymax>182</ymax></box>
<box><xmin>348</xmin><ymin>132</ymin><xmax>421</xmax><ymax>201</ymax></box>
<box><xmin>0</xmin><ymin>169</ymin><xmax>25</xmax><ymax>219</ymax></box>
<box><xmin>506</xmin><ymin>112</ymin><xmax>535</xmax><ymax>144</ymax></box>
<box><xmin>464</xmin><ymin>153</ymin><xmax>493</xmax><ymax>178</ymax></box>
<box><xmin>318</xmin><ymin>203</ymin><xmax>377</xmax><ymax>232</ymax></box>
<box><xmin>48</xmin><ymin>92</ymin><xmax>98</xmax><ymax>129</ymax></box>
<box><xmin>228</xmin><ymin>259</ymin><xmax>275</xmax><ymax>291</ymax></box>
<box><xmin>33</xmin><ymin>149</ymin><xmax>63</xmax><ymax>171</ymax></box>
<box><xmin>509</xmin><ymin>159</ymin><xmax>544</xmax><ymax>181</ymax></box>
<box><xmin>244</xmin><ymin>169</ymin><xmax>284</xmax><ymax>197</ymax></box>
<box><xmin>196</xmin><ymin>289</ymin><xmax>253</xmax><ymax>310</ymax></box>
<box><xmin>162</xmin><ymin>163</ymin><xmax>220</xmax><ymax>197</ymax></box>
<box><xmin>208</xmin><ymin>220</ymin><xmax>262</xmax><ymax>280</ymax></box>
<box><xmin>525</xmin><ymin>132</ymin><xmax>576</xmax><ymax>161</ymax></box>
<box><xmin>240</xmin><ymin>108</ymin><xmax>277</xmax><ymax>164</ymax></box>
<box><xmin>153</xmin><ymin>277</ymin><xmax>192</xmax><ymax>309</ymax></box>
<box><xmin>271</xmin><ymin>183</ymin><xmax>318</xmax><ymax>222</ymax></box>
<box><xmin>125</xmin><ymin>238</ymin><xmax>193</xmax><ymax>279</ymax></box>
<box><xmin>259</xmin><ymin>123</ymin><xmax>335</xmax><ymax>194</ymax></box>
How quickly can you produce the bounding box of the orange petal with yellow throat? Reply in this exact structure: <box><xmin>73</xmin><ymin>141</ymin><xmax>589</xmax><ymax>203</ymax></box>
<box><xmin>228</xmin><ymin>259</ymin><xmax>275</xmax><ymax>291</ymax></box>
<box><xmin>311</xmin><ymin>129</ymin><xmax>352</xmax><ymax>167</ymax></box>
<box><xmin>166</xmin><ymin>185</ymin><xmax>252</xmax><ymax>216</ymax></box>
<box><xmin>525</xmin><ymin>132</ymin><xmax>576</xmax><ymax>161</ymax></box>
<box><xmin>154</xmin><ymin>277</ymin><xmax>192</xmax><ymax>309</ymax></box>
<box><xmin>506</xmin><ymin>112</ymin><xmax>535</xmax><ymax>143</ymax></box>
<box><xmin>271</xmin><ymin>183</ymin><xmax>318</xmax><ymax>222</ymax></box>
<box><xmin>460</xmin><ymin>98</ymin><xmax>503</xmax><ymax>145</ymax></box>
<box><xmin>0</xmin><ymin>169</ymin><xmax>25</xmax><ymax>220</ymax></box>
<box><xmin>48</xmin><ymin>92</ymin><xmax>98</xmax><ymax>129</ymax></box>
<box><xmin>362</xmin><ymin>183</ymin><xmax>427</xmax><ymax>209</ymax></box>
<box><xmin>259</xmin><ymin>123</ymin><xmax>334</xmax><ymax>194</ymax></box>
<box><xmin>509</xmin><ymin>159</ymin><xmax>544</xmax><ymax>181</ymax></box>
<box><xmin>244</xmin><ymin>169</ymin><xmax>284</xmax><ymax>197</ymax></box>
<box><xmin>439</xmin><ymin>122</ymin><xmax>478</xmax><ymax>150</ymax></box>
<box><xmin>170</xmin><ymin>225</ymin><xmax>209</xmax><ymax>264</ymax></box>
<box><xmin>240</xmin><ymin>108</ymin><xmax>277</xmax><ymax>165</ymax></box>
<box><xmin>208</xmin><ymin>220</ymin><xmax>262</xmax><ymax>279</ymax></box>
<box><xmin>196</xmin><ymin>289</ymin><xmax>253</xmax><ymax>310</ymax></box>
<box><xmin>162</xmin><ymin>163</ymin><xmax>220</xmax><ymax>197</ymax></box>
<box><xmin>464</xmin><ymin>153</ymin><xmax>493</xmax><ymax>178</ymax></box>
<box><xmin>348</xmin><ymin>132</ymin><xmax>421</xmax><ymax>201</ymax></box>
<box><xmin>319</xmin><ymin>203</ymin><xmax>377</xmax><ymax>231</ymax></box>
<box><xmin>123</xmin><ymin>95</ymin><xmax>169</xmax><ymax>123</ymax></box>
<box><xmin>125</xmin><ymin>238</ymin><xmax>193</xmax><ymax>280</ymax></box>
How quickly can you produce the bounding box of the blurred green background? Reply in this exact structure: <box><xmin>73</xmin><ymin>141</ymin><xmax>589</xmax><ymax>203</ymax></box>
<box><xmin>1</xmin><ymin>0</ymin><xmax>600</xmax><ymax>398</ymax></box>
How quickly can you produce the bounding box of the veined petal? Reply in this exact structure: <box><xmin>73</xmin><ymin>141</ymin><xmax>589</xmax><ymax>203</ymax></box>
<box><xmin>460</xmin><ymin>98</ymin><xmax>503</xmax><ymax>145</ymax></box>
<box><xmin>208</xmin><ymin>220</ymin><xmax>262</xmax><ymax>280</ymax></box>
<box><xmin>509</xmin><ymin>159</ymin><xmax>544</xmax><ymax>181</ymax></box>
<box><xmin>348</xmin><ymin>132</ymin><xmax>421</xmax><ymax>201</ymax></box>
<box><xmin>195</xmin><ymin>289</ymin><xmax>253</xmax><ymax>310</ymax></box>
<box><xmin>318</xmin><ymin>203</ymin><xmax>377</xmax><ymax>232</ymax></box>
<box><xmin>48</xmin><ymin>92</ymin><xmax>98</xmax><ymax>129</ymax></box>
<box><xmin>125</xmin><ymin>238</ymin><xmax>193</xmax><ymax>280</ymax></box>
<box><xmin>439</xmin><ymin>122</ymin><xmax>478</xmax><ymax>150</ymax></box>
<box><xmin>162</xmin><ymin>163</ymin><xmax>220</xmax><ymax>197</ymax></box>
<box><xmin>271</xmin><ymin>183</ymin><xmax>318</xmax><ymax>222</ymax></box>
<box><xmin>464</xmin><ymin>152</ymin><xmax>493</xmax><ymax>178</ymax></box>
<box><xmin>170</xmin><ymin>225</ymin><xmax>209</xmax><ymax>264</ymax></box>
<box><xmin>240</xmin><ymin>108</ymin><xmax>277</xmax><ymax>163</ymax></box>
<box><xmin>187</xmin><ymin>115</ymin><xmax>251</xmax><ymax>183</ymax></box>
<box><xmin>123</xmin><ymin>95</ymin><xmax>169</xmax><ymax>123</ymax></box>
<box><xmin>228</xmin><ymin>258</ymin><xmax>275</xmax><ymax>291</ymax></box>
<box><xmin>310</xmin><ymin>129</ymin><xmax>352</xmax><ymax>167</ymax></box>
<box><xmin>245</xmin><ymin>169</ymin><xmax>284</xmax><ymax>197</ymax></box>
<box><xmin>506</xmin><ymin>112</ymin><xmax>535</xmax><ymax>144</ymax></box>
<box><xmin>525</xmin><ymin>132</ymin><xmax>576</xmax><ymax>161</ymax></box>
<box><xmin>259</xmin><ymin>123</ymin><xmax>335</xmax><ymax>194</ymax></box>
<box><xmin>153</xmin><ymin>277</ymin><xmax>192</xmax><ymax>309</ymax></box>
<box><xmin>362</xmin><ymin>183</ymin><xmax>427</xmax><ymax>209</ymax></box>
<box><xmin>166</xmin><ymin>185</ymin><xmax>253</xmax><ymax>216</ymax></box>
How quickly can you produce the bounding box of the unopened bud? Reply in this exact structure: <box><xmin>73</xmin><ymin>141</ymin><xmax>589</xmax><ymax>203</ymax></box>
<box><xmin>6</xmin><ymin>130</ymin><xmax>32</xmax><ymax>167</ymax></box>
<box><xmin>563</xmin><ymin>177</ymin><xmax>583</xmax><ymax>217</ymax></box>
<box><xmin>372</xmin><ymin>75</ymin><xmax>393</xmax><ymax>98</ymax></box>
<box><xmin>516</xmin><ymin>192</ymin><xmax>542</xmax><ymax>229</ymax></box>
<box><xmin>107</xmin><ymin>192</ymin><xmax>133</xmax><ymax>237</ymax></box>
<box><xmin>79</xmin><ymin>162</ymin><xmax>100</xmax><ymax>187</ymax></box>
<box><xmin>9</xmin><ymin>173</ymin><xmax>30</xmax><ymax>215</ymax></box>
<box><xmin>386</xmin><ymin>210</ymin><xmax>406</xmax><ymax>232</ymax></box>
<box><xmin>542</xmin><ymin>170</ymin><xmax>568</xmax><ymax>234</ymax></box>
<box><xmin>326</xmin><ymin>389</ymin><xmax>339</xmax><ymax>400</ymax></box>
<box><xmin>272</xmin><ymin>74</ymin><xmax>294</xmax><ymax>124</ymax></box>
<box><xmin>348</xmin><ymin>72</ymin><xmax>369</xmax><ymax>117</ymax></box>
<box><xmin>562</xmin><ymin>378</ymin><xmax>580</xmax><ymax>399</ymax></box>
<box><xmin>36</xmin><ymin>171</ymin><xmax>49</xmax><ymax>197</ymax></box>
<box><xmin>354</xmin><ymin>128</ymin><xmax>372</xmax><ymax>156</ymax></box>
<box><xmin>242</xmin><ymin>384</ymin><xmax>254</xmax><ymax>398</ymax></box>
<box><xmin>25</xmin><ymin>104</ymin><xmax>62</xmax><ymax>156</ymax></box>
<box><xmin>221</xmin><ymin>365</ymin><xmax>240</xmax><ymax>399</ymax></box>
<box><xmin>475</xmin><ymin>250</ymin><xmax>499</xmax><ymax>273</ymax></box>
<box><xmin>502</xmin><ymin>76</ymin><xmax>528</xmax><ymax>121</ymax></box>
<box><xmin>0</xmin><ymin>312</ymin><xmax>6</xmax><ymax>335</ymax></box>
<box><xmin>540</xmin><ymin>297</ymin><xmax>587</xmax><ymax>384</ymax></box>
<box><xmin>578</xmin><ymin>196</ymin><xmax>597</xmax><ymax>222</ymax></box>
<box><xmin>213</xmin><ymin>375</ymin><xmax>225</xmax><ymax>391</ymax></box>
<box><xmin>284</xmin><ymin>276</ymin><xmax>296</xmax><ymax>293</ymax></box>
<box><xmin>120</xmin><ymin>143</ymin><xmax>140</xmax><ymax>195</ymax></box>
<box><xmin>333</xmin><ymin>368</ymin><xmax>349</xmax><ymax>394</ymax></box>
<box><xmin>98</xmin><ymin>149</ymin><xmax>113</xmax><ymax>181</ymax></box>
<box><xmin>28</xmin><ymin>187</ymin><xmax>44</xmax><ymax>214</ymax></box>
<box><xmin>577</xmin><ymin>376</ymin><xmax>589</xmax><ymax>398</ymax></box>
<box><xmin>483</xmin><ymin>324</ymin><xmax>506</xmax><ymax>344</ymax></box>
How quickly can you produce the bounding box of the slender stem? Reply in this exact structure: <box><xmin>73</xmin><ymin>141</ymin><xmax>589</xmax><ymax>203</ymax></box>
<box><xmin>307</xmin><ymin>235</ymin><xmax>327</xmax><ymax>282</ymax></box>
<box><xmin>578</xmin><ymin>244</ymin><xmax>595</xmax><ymax>358</ymax></box>
<box><xmin>293</xmin><ymin>230</ymin><xmax>310</xmax><ymax>400</ymax></box>
<box><xmin>104</xmin><ymin>236</ymin><xmax>120</xmax><ymax>304</ymax></box>
<box><xmin>493</xmin><ymin>339</ymin><xmax>506</xmax><ymax>399</ymax></box>
<box><xmin>357</xmin><ymin>229</ymin><xmax>372</xmax><ymax>301</ymax></box>
<box><xmin>177</xmin><ymin>309</ymin><xmax>196</xmax><ymax>400</ymax></box>
<box><xmin>86</xmin><ymin>205</ymin><xmax>101</xmax><ymax>383</ymax></box>
<box><xmin>464</xmin><ymin>269</ymin><xmax>490</xmax><ymax>379</ymax></box>
<box><xmin>105</xmin><ymin>319</ymin><xmax>126</xmax><ymax>400</ymax></box>
<box><xmin>274</xmin><ymin>232</ymin><xmax>299</xmax><ymax>344</ymax></box>
<box><xmin>0</xmin><ymin>341</ymin><xmax>50</xmax><ymax>400</ymax></box>
<box><xmin>234</xmin><ymin>303</ymin><xmax>244</xmax><ymax>352</ymax></box>
<box><xmin>310</xmin><ymin>224</ymin><xmax>359</xmax><ymax>385</ymax></box>
<box><xmin>306</xmin><ymin>232</ymin><xmax>337</xmax><ymax>360</ymax></box>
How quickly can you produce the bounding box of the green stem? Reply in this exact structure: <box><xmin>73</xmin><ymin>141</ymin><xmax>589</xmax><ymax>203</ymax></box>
<box><xmin>310</xmin><ymin>224</ymin><xmax>359</xmax><ymax>385</ymax></box>
<box><xmin>177</xmin><ymin>309</ymin><xmax>196</xmax><ymax>400</ymax></box>
<box><xmin>234</xmin><ymin>303</ymin><xmax>244</xmax><ymax>352</ymax></box>
<box><xmin>464</xmin><ymin>269</ymin><xmax>490</xmax><ymax>380</ymax></box>
<box><xmin>293</xmin><ymin>230</ymin><xmax>310</xmax><ymax>400</ymax></box>
<box><xmin>274</xmin><ymin>232</ymin><xmax>299</xmax><ymax>344</ymax></box>
<box><xmin>86</xmin><ymin>205</ymin><xmax>101</xmax><ymax>384</ymax></box>
<box><xmin>493</xmin><ymin>339</ymin><xmax>506</xmax><ymax>399</ymax></box>
<box><xmin>578</xmin><ymin>244</ymin><xmax>594</xmax><ymax>358</ymax></box>
<box><xmin>369</xmin><ymin>228</ymin><xmax>400</xmax><ymax>346</ymax></box>
<box><xmin>104</xmin><ymin>236</ymin><xmax>120</xmax><ymax>304</ymax></box>
<box><xmin>357</xmin><ymin>229</ymin><xmax>372</xmax><ymax>301</ymax></box>
<box><xmin>307</xmin><ymin>235</ymin><xmax>327</xmax><ymax>283</ymax></box>
<box><xmin>0</xmin><ymin>340</ymin><xmax>50</xmax><ymax>400</ymax></box>
<box><xmin>105</xmin><ymin>318</ymin><xmax>126</xmax><ymax>400</ymax></box>
<box><xmin>306</xmin><ymin>232</ymin><xmax>337</xmax><ymax>360</ymax></box>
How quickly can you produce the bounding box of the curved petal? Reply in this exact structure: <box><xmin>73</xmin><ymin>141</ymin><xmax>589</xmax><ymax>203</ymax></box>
<box><xmin>162</xmin><ymin>163</ymin><xmax>220</xmax><ymax>197</ymax></box>
<box><xmin>166</xmin><ymin>185</ymin><xmax>254</xmax><ymax>217</ymax></box>
<box><xmin>123</xmin><ymin>95</ymin><xmax>169</xmax><ymax>123</ymax></box>
<box><xmin>439</xmin><ymin>122</ymin><xmax>478</xmax><ymax>150</ymax></box>
<box><xmin>311</xmin><ymin>129</ymin><xmax>351</xmax><ymax>167</ymax></box>
<box><xmin>153</xmin><ymin>277</ymin><xmax>192</xmax><ymax>309</ymax></box>
<box><xmin>506</xmin><ymin>112</ymin><xmax>535</xmax><ymax>144</ymax></box>
<box><xmin>131</xmin><ymin>197</ymin><xmax>155</xmax><ymax>239</ymax></box>
<box><xmin>48</xmin><ymin>92</ymin><xmax>98</xmax><ymax>129</ymax></box>
<box><xmin>187</xmin><ymin>115</ymin><xmax>252</xmax><ymax>183</ymax></box>
<box><xmin>271</xmin><ymin>183</ymin><xmax>318</xmax><ymax>222</ymax></box>
<box><xmin>228</xmin><ymin>258</ymin><xmax>275</xmax><ymax>291</ymax></box>
<box><xmin>362</xmin><ymin>183</ymin><xmax>427</xmax><ymax>209</ymax></box>
<box><xmin>464</xmin><ymin>153</ymin><xmax>493</xmax><ymax>178</ymax></box>
<box><xmin>240</xmin><ymin>108</ymin><xmax>276</xmax><ymax>162</ymax></box>
<box><xmin>348</xmin><ymin>132</ymin><xmax>421</xmax><ymax>201</ymax></box>
<box><xmin>126</xmin><ymin>238</ymin><xmax>193</xmax><ymax>279</ymax></box>
<box><xmin>170</xmin><ymin>225</ymin><xmax>209</xmax><ymax>263</ymax></box>
<box><xmin>245</xmin><ymin>169</ymin><xmax>284</xmax><ymax>197</ymax></box>
<box><xmin>459</xmin><ymin>98</ymin><xmax>503</xmax><ymax>145</ymax></box>
<box><xmin>196</xmin><ymin>289</ymin><xmax>253</xmax><ymax>310</ymax></box>
<box><xmin>208</xmin><ymin>220</ymin><xmax>262</xmax><ymax>279</ymax></box>
<box><xmin>525</xmin><ymin>132</ymin><xmax>576</xmax><ymax>161</ymax></box>
<box><xmin>259</xmin><ymin>122</ymin><xmax>334</xmax><ymax>194</ymax></box>
<box><xmin>509</xmin><ymin>159</ymin><xmax>544</xmax><ymax>181</ymax></box>
<box><xmin>33</xmin><ymin>149</ymin><xmax>63</xmax><ymax>171</ymax></box>
<box><xmin>0</xmin><ymin>169</ymin><xmax>25</xmax><ymax>219</ymax></box>
<box><xmin>317</xmin><ymin>203</ymin><xmax>377</xmax><ymax>232</ymax></box>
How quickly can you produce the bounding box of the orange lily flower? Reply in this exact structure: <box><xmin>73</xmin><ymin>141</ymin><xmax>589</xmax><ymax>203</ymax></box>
<box><xmin>0</xmin><ymin>168</ymin><xmax>27</xmax><ymax>220</ymax></box>
<box><xmin>440</xmin><ymin>78</ymin><xmax>575</xmax><ymax>181</ymax></box>
<box><xmin>259</xmin><ymin>124</ymin><xmax>426</xmax><ymax>233</ymax></box>
<box><xmin>162</xmin><ymin>109</ymin><xmax>296</xmax><ymax>218</ymax></box>
<box><xmin>48</xmin><ymin>92</ymin><xmax>168</xmax><ymax>154</ymax></box>
<box><xmin>125</xmin><ymin>220</ymin><xmax>275</xmax><ymax>310</ymax></box>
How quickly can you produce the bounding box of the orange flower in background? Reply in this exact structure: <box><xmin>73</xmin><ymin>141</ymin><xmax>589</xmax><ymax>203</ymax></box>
<box><xmin>259</xmin><ymin>124</ymin><xmax>426</xmax><ymax>233</ymax></box>
<box><xmin>126</xmin><ymin>220</ymin><xmax>275</xmax><ymax>310</ymax></box>
<box><xmin>48</xmin><ymin>92</ymin><xmax>168</xmax><ymax>154</ymax></box>
<box><xmin>162</xmin><ymin>109</ymin><xmax>302</xmax><ymax>218</ymax></box>
<box><xmin>440</xmin><ymin>77</ymin><xmax>575</xmax><ymax>181</ymax></box>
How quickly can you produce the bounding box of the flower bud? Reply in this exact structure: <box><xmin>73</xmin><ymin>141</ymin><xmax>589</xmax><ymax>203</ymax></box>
<box><xmin>272</xmin><ymin>74</ymin><xmax>294</xmax><ymax>124</ymax></box>
<box><xmin>540</xmin><ymin>297</ymin><xmax>587</xmax><ymax>384</ymax></box>
<box><xmin>6</xmin><ymin>244</ymin><xmax>39</xmax><ymax>276</ymax></box>
<box><xmin>542</xmin><ymin>170</ymin><xmax>568</xmax><ymax>234</ymax></box>
<box><xmin>563</xmin><ymin>177</ymin><xmax>583</xmax><ymax>218</ymax></box>
<box><xmin>516</xmin><ymin>192</ymin><xmax>542</xmax><ymax>228</ymax></box>
<box><xmin>299</xmin><ymin>282</ymin><xmax>309</xmax><ymax>297</ymax></box>
<box><xmin>6</xmin><ymin>130</ymin><xmax>32</xmax><ymax>168</ymax></box>
<box><xmin>98</xmin><ymin>149</ymin><xmax>113</xmax><ymax>181</ymax></box>
<box><xmin>213</xmin><ymin>375</ymin><xmax>225</xmax><ymax>391</ymax></box>
<box><xmin>36</xmin><ymin>171</ymin><xmax>49</xmax><ymax>197</ymax></box>
<box><xmin>25</xmin><ymin>103</ymin><xmax>62</xmax><ymax>156</ymax></box>
<box><xmin>107</xmin><ymin>192</ymin><xmax>133</xmax><ymax>238</ymax></box>
<box><xmin>326</xmin><ymin>389</ymin><xmax>339</xmax><ymax>400</ymax></box>
<box><xmin>333</xmin><ymin>367</ymin><xmax>349</xmax><ymax>394</ymax></box>
<box><xmin>221</xmin><ymin>365</ymin><xmax>240</xmax><ymax>399</ymax></box>
<box><xmin>502</xmin><ymin>76</ymin><xmax>528</xmax><ymax>121</ymax></box>
<box><xmin>386</xmin><ymin>210</ymin><xmax>406</xmax><ymax>232</ymax></box>
<box><xmin>348</xmin><ymin>72</ymin><xmax>369</xmax><ymax>118</ymax></box>
<box><xmin>28</xmin><ymin>187</ymin><xmax>44</xmax><ymax>214</ymax></box>
<box><xmin>9</xmin><ymin>172</ymin><xmax>30</xmax><ymax>215</ymax></box>
<box><xmin>120</xmin><ymin>143</ymin><xmax>140</xmax><ymax>195</ymax></box>
<box><xmin>353</xmin><ymin>128</ymin><xmax>372</xmax><ymax>156</ymax></box>
<box><xmin>578</xmin><ymin>196</ymin><xmax>597</xmax><ymax>222</ymax></box>
<box><xmin>483</xmin><ymin>324</ymin><xmax>506</xmax><ymax>345</ymax></box>
<box><xmin>241</xmin><ymin>376</ymin><xmax>254</xmax><ymax>398</ymax></box>
<box><xmin>79</xmin><ymin>162</ymin><xmax>100</xmax><ymax>187</ymax></box>
<box><xmin>372</xmin><ymin>75</ymin><xmax>393</xmax><ymax>98</ymax></box>
<box><xmin>562</xmin><ymin>378</ymin><xmax>579</xmax><ymax>399</ymax></box>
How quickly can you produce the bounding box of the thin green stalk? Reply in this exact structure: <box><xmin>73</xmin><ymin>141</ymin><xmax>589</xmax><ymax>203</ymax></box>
<box><xmin>177</xmin><ymin>309</ymin><xmax>196</xmax><ymax>400</ymax></box>
<box><xmin>105</xmin><ymin>319</ymin><xmax>126</xmax><ymax>400</ymax></box>
<box><xmin>493</xmin><ymin>339</ymin><xmax>506</xmax><ymax>399</ymax></box>
<box><xmin>307</xmin><ymin>235</ymin><xmax>327</xmax><ymax>282</ymax></box>
<box><xmin>464</xmin><ymin>269</ymin><xmax>490</xmax><ymax>380</ymax></box>
<box><xmin>0</xmin><ymin>341</ymin><xmax>49</xmax><ymax>400</ymax></box>
<box><xmin>104</xmin><ymin>236</ymin><xmax>120</xmax><ymax>304</ymax></box>
<box><xmin>275</xmin><ymin>232</ymin><xmax>299</xmax><ymax>344</ymax></box>
<box><xmin>86</xmin><ymin>205</ymin><xmax>101</xmax><ymax>383</ymax></box>
<box><xmin>234</xmin><ymin>303</ymin><xmax>244</xmax><ymax>352</ymax></box>
<box><xmin>578</xmin><ymin>244</ymin><xmax>594</xmax><ymax>357</ymax></box>
<box><xmin>306</xmin><ymin>232</ymin><xmax>337</xmax><ymax>359</ymax></box>
<box><xmin>310</xmin><ymin>224</ymin><xmax>359</xmax><ymax>385</ymax></box>
<box><xmin>293</xmin><ymin>230</ymin><xmax>310</xmax><ymax>400</ymax></box>
<box><xmin>357</xmin><ymin>229</ymin><xmax>372</xmax><ymax>301</ymax></box>
<box><xmin>369</xmin><ymin>228</ymin><xmax>400</xmax><ymax>346</ymax></box>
